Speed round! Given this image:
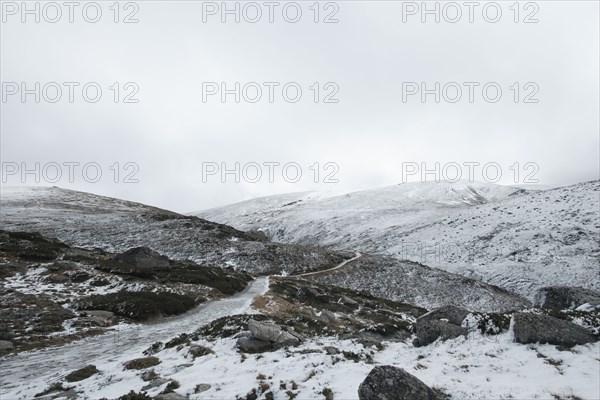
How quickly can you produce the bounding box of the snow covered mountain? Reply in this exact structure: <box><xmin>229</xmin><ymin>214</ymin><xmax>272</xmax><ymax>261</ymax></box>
<box><xmin>0</xmin><ymin>186</ymin><xmax>530</xmax><ymax>311</ymax></box>
<box><xmin>1</xmin><ymin>185</ymin><xmax>598</xmax><ymax>400</ymax></box>
<box><xmin>0</xmin><ymin>186</ymin><xmax>347</xmax><ymax>276</ymax></box>
<box><xmin>195</xmin><ymin>181</ymin><xmax>600</xmax><ymax>299</ymax></box>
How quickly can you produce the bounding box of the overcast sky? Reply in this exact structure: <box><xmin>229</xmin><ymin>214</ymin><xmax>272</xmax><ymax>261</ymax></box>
<box><xmin>1</xmin><ymin>1</ymin><xmax>598</xmax><ymax>212</ymax></box>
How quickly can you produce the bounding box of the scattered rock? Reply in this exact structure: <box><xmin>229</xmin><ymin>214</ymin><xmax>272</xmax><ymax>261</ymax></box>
<box><xmin>298</xmin><ymin>286</ymin><xmax>320</xmax><ymax>298</ymax></box>
<box><xmin>115</xmin><ymin>247</ymin><xmax>170</xmax><ymax>270</ymax></box>
<box><xmin>324</xmin><ymin>346</ymin><xmax>340</xmax><ymax>355</ymax></box>
<box><xmin>237</xmin><ymin>334</ymin><xmax>273</xmax><ymax>353</ymax></box>
<box><xmin>513</xmin><ymin>312</ymin><xmax>597</xmax><ymax>347</ymax></box>
<box><xmin>298</xmin><ymin>286</ymin><xmax>330</xmax><ymax>302</ymax></box>
<box><xmin>83</xmin><ymin>310</ymin><xmax>115</xmax><ymax>320</ymax></box>
<box><xmin>49</xmin><ymin>260</ymin><xmax>78</xmax><ymax>271</ymax></box>
<box><xmin>46</xmin><ymin>274</ymin><xmax>68</xmax><ymax>284</ymax></box>
<box><xmin>194</xmin><ymin>384</ymin><xmax>211</xmax><ymax>393</ymax></box>
<box><xmin>358</xmin><ymin>365</ymin><xmax>444</xmax><ymax>400</ymax></box>
<box><xmin>534</xmin><ymin>286</ymin><xmax>600</xmax><ymax>310</ymax></box>
<box><xmin>188</xmin><ymin>345</ymin><xmax>214</xmax><ymax>359</ymax></box>
<box><xmin>0</xmin><ymin>340</ymin><xmax>14</xmax><ymax>353</ymax></box>
<box><xmin>65</xmin><ymin>365</ymin><xmax>98</xmax><ymax>382</ymax></box>
<box><xmin>153</xmin><ymin>393</ymin><xmax>186</xmax><ymax>400</ymax></box>
<box><xmin>275</xmin><ymin>331</ymin><xmax>301</xmax><ymax>346</ymax></box>
<box><xmin>413</xmin><ymin>319</ymin><xmax>467</xmax><ymax>347</ymax></box>
<box><xmin>69</xmin><ymin>271</ymin><xmax>92</xmax><ymax>283</ymax></box>
<box><xmin>339</xmin><ymin>295</ymin><xmax>358</xmax><ymax>306</ymax></box>
<box><xmin>418</xmin><ymin>305</ymin><xmax>470</xmax><ymax>326</ymax></box>
<box><xmin>317</xmin><ymin>310</ymin><xmax>337</xmax><ymax>324</ymax></box>
<box><xmin>141</xmin><ymin>369</ymin><xmax>159</xmax><ymax>382</ymax></box>
<box><xmin>89</xmin><ymin>277</ymin><xmax>111</xmax><ymax>286</ymax></box>
<box><xmin>248</xmin><ymin>319</ymin><xmax>281</xmax><ymax>342</ymax></box>
<box><xmin>141</xmin><ymin>378</ymin><xmax>170</xmax><ymax>391</ymax></box>
<box><xmin>124</xmin><ymin>356</ymin><xmax>160</xmax><ymax>370</ymax></box>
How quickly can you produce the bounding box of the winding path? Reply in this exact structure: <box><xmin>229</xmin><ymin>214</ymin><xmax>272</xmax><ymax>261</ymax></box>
<box><xmin>0</xmin><ymin>277</ymin><xmax>269</xmax><ymax>396</ymax></box>
<box><xmin>296</xmin><ymin>252</ymin><xmax>362</xmax><ymax>277</ymax></box>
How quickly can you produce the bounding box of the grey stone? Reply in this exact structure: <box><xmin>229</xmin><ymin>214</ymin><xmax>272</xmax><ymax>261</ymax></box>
<box><xmin>83</xmin><ymin>310</ymin><xmax>115</xmax><ymax>320</ymax></box>
<box><xmin>194</xmin><ymin>384</ymin><xmax>211</xmax><ymax>393</ymax></box>
<box><xmin>141</xmin><ymin>369</ymin><xmax>159</xmax><ymax>382</ymax></box>
<box><xmin>0</xmin><ymin>340</ymin><xmax>14</xmax><ymax>352</ymax></box>
<box><xmin>298</xmin><ymin>286</ymin><xmax>320</xmax><ymax>298</ymax></box>
<box><xmin>153</xmin><ymin>393</ymin><xmax>186</xmax><ymax>400</ymax></box>
<box><xmin>115</xmin><ymin>247</ymin><xmax>170</xmax><ymax>270</ymax></box>
<box><xmin>236</xmin><ymin>334</ymin><xmax>272</xmax><ymax>353</ymax></box>
<box><xmin>358</xmin><ymin>366</ymin><xmax>444</xmax><ymax>400</ymax></box>
<box><xmin>188</xmin><ymin>345</ymin><xmax>214</xmax><ymax>359</ymax></box>
<box><xmin>46</xmin><ymin>274</ymin><xmax>68</xmax><ymax>283</ymax></box>
<box><xmin>324</xmin><ymin>346</ymin><xmax>340</xmax><ymax>355</ymax></box>
<box><xmin>142</xmin><ymin>378</ymin><xmax>170</xmax><ymax>390</ymax></box>
<box><xmin>248</xmin><ymin>319</ymin><xmax>281</xmax><ymax>342</ymax></box>
<box><xmin>413</xmin><ymin>319</ymin><xmax>467</xmax><ymax>347</ymax></box>
<box><xmin>513</xmin><ymin>312</ymin><xmax>597</xmax><ymax>347</ymax></box>
<box><xmin>275</xmin><ymin>330</ymin><xmax>300</xmax><ymax>346</ymax></box>
<box><xmin>50</xmin><ymin>260</ymin><xmax>79</xmax><ymax>270</ymax></box>
<box><xmin>418</xmin><ymin>305</ymin><xmax>470</xmax><ymax>326</ymax></box>
<box><xmin>340</xmin><ymin>295</ymin><xmax>358</xmax><ymax>306</ymax></box>
<box><xmin>534</xmin><ymin>286</ymin><xmax>600</xmax><ymax>310</ymax></box>
<box><xmin>318</xmin><ymin>310</ymin><xmax>338</xmax><ymax>324</ymax></box>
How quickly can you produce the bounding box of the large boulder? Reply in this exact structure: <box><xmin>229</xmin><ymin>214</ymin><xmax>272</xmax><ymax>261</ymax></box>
<box><xmin>317</xmin><ymin>310</ymin><xmax>338</xmax><ymax>324</ymax></box>
<box><xmin>534</xmin><ymin>286</ymin><xmax>600</xmax><ymax>310</ymax></box>
<box><xmin>115</xmin><ymin>247</ymin><xmax>170</xmax><ymax>270</ymax></box>
<box><xmin>413</xmin><ymin>319</ymin><xmax>467</xmax><ymax>347</ymax></box>
<box><xmin>238</xmin><ymin>320</ymin><xmax>302</xmax><ymax>353</ymax></box>
<box><xmin>236</xmin><ymin>334</ymin><xmax>273</xmax><ymax>353</ymax></box>
<box><xmin>418</xmin><ymin>305</ymin><xmax>470</xmax><ymax>326</ymax></box>
<box><xmin>358</xmin><ymin>366</ymin><xmax>444</xmax><ymax>400</ymax></box>
<box><xmin>513</xmin><ymin>312</ymin><xmax>597</xmax><ymax>347</ymax></box>
<box><xmin>248</xmin><ymin>319</ymin><xmax>282</xmax><ymax>342</ymax></box>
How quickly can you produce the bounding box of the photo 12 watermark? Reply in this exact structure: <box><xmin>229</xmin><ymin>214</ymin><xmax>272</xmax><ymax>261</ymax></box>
<box><xmin>1</xmin><ymin>82</ymin><xmax>140</xmax><ymax>104</ymax></box>
<box><xmin>201</xmin><ymin>162</ymin><xmax>340</xmax><ymax>184</ymax></box>
<box><xmin>201</xmin><ymin>82</ymin><xmax>340</xmax><ymax>104</ymax></box>
<box><xmin>1</xmin><ymin>162</ymin><xmax>140</xmax><ymax>184</ymax></box>
<box><xmin>401</xmin><ymin>82</ymin><xmax>539</xmax><ymax>104</ymax></box>
<box><xmin>401</xmin><ymin>162</ymin><xmax>540</xmax><ymax>184</ymax></box>
<box><xmin>1</xmin><ymin>1</ymin><xmax>140</xmax><ymax>23</ymax></box>
<box><xmin>200</xmin><ymin>1</ymin><xmax>339</xmax><ymax>23</ymax></box>
<box><xmin>400</xmin><ymin>1</ymin><xmax>539</xmax><ymax>24</ymax></box>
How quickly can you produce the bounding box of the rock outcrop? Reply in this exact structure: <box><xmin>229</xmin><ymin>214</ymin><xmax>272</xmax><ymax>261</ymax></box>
<box><xmin>513</xmin><ymin>312</ymin><xmax>597</xmax><ymax>347</ymax></box>
<box><xmin>358</xmin><ymin>366</ymin><xmax>444</xmax><ymax>400</ymax></box>
<box><xmin>237</xmin><ymin>319</ymin><xmax>303</xmax><ymax>353</ymax></box>
<box><xmin>413</xmin><ymin>306</ymin><xmax>469</xmax><ymax>347</ymax></box>
<box><xmin>534</xmin><ymin>286</ymin><xmax>600</xmax><ymax>310</ymax></box>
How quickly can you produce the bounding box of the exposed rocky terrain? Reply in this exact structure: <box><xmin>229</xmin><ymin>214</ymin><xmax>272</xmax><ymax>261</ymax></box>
<box><xmin>0</xmin><ymin>230</ymin><xmax>251</xmax><ymax>354</ymax></box>
<box><xmin>196</xmin><ymin>180</ymin><xmax>600</xmax><ymax>300</ymax></box>
<box><xmin>0</xmin><ymin>187</ymin><xmax>536</xmax><ymax>314</ymax></box>
<box><xmin>0</xmin><ymin>187</ymin><xmax>348</xmax><ymax>276</ymax></box>
<box><xmin>1</xmin><ymin>183</ymin><xmax>598</xmax><ymax>399</ymax></box>
<box><xmin>2</xmin><ymin>271</ymin><xmax>597</xmax><ymax>399</ymax></box>
<box><xmin>307</xmin><ymin>253</ymin><xmax>531</xmax><ymax>312</ymax></box>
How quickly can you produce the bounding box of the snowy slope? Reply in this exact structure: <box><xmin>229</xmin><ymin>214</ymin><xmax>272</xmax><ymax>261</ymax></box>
<box><xmin>195</xmin><ymin>181</ymin><xmax>600</xmax><ymax>299</ymax></box>
<box><xmin>196</xmin><ymin>181</ymin><xmax>522</xmax><ymax>243</ymax></box>
<box><xmin>0</xmin><ymin>186</ymin><xmax>347</xmax><ymax>276</ymax></box>
<box><xmin>0</xmin><ymin>186</ymin><xmax>531</xmax><ymax>312</ymax></box>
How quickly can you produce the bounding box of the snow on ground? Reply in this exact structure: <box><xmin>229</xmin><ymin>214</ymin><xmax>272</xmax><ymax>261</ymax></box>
<box><xmin>0</xmin><ymin>278</ymin><xmax>269</xmax><ymax>396</ymax></box>
<box><xmin>196</xmin><ymin>180</ymin><xmax>600</xmax><ymax>299</ymax></box>
<box><xmin>4</xmin><ymin>330</ymin><xmax>598</xmax><ymax>399</ymax></box>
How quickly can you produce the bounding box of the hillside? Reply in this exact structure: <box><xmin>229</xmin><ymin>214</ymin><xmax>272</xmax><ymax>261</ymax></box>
<box><xmin>196</xmin><ymin>181</ymin><xmax>600</xmax><ymax>299</ymax></box>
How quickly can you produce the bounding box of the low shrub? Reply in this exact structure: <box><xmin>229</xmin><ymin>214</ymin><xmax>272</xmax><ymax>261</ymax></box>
<box><xmin>78</xmin><ymin>291</ymin><xmax>196</xmax><ymax>321</ymax></box>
